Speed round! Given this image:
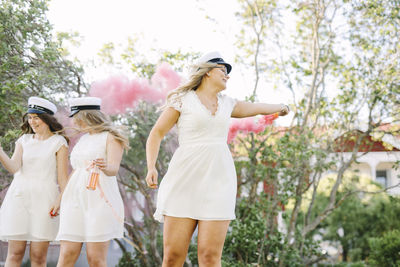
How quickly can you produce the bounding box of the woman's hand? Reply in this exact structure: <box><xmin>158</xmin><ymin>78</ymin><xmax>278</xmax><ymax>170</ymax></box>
<box><xmin>94</xmin><ymin>158</ymin><xmax>107</xmax><ymax>171</ymax></box>
<box><xmin>49</xmin><ymin>195</ymin><xmax>62</xmax><ymax>218</ymax></box>
<box><xmin>279</xmin><ymin>104</ymin><xmax>290</xmax><ymax>116</ymax></box>
<box><xmin>145</xmin><ymin>168</ymin><xmax>158</xmax><ymax>189</ymax></box>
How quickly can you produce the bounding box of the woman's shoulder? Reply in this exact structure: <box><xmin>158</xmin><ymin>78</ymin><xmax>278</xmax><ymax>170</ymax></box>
<box><xmin>171</xmin><ymin>90</ymin><xmax>192</xmax><ymax>102</ymax></box>
<box><xmin>219</xmin><ymin>94</ymin><xmax>238</xmax><ymax>109</ymax></box>
<box><xmin>220</xmin><ymin>93</ymin><xmax>237</xmax><ymax>102</ymax></box>
<box><xmin>93</xmin><ymin>131</ymin><xmax>110</xmax><ymax>141</ymax></box>
<box><xmin>52</xmin><ymin>134</ymin><xmax>68</xmax><ymax>145</ymax></box>
<box><xmin>86</xmin><ymin>131</ymin><xmax>108</xmax><ymax>138</ymax></box>
<box><xmin>165</xmin><ymin>90</ymin><xmax>192</xmax><ymax>112</ymax></box>
<box><xmin>16</xmin><ymin>134</ymin><xmax>33</xmax><ymax>144</ymax></box>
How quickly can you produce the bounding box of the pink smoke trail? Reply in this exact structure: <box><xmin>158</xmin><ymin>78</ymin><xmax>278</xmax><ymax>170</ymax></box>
<box><xmin>151</xmin><ymin>62</ymin><xmax>182</xmax><ymax>95</ymax></box>
<box><xmin>89</xmin><ymin>63</ymin><xmax>181</xmax><ymax>115</ymax></box>
<box><xmin>228</xmin><ymin>113</ymin><xmax>279</xmax><ymax>143</ymax></box>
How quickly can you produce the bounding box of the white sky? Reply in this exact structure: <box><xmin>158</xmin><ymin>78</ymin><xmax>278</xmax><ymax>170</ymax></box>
<box><xmin>47</xmin><ymin>0</ymin><xmax>293</xmax><ymax>124</ymax></box>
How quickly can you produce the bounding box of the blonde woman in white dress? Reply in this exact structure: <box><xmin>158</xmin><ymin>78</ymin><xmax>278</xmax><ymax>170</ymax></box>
<box><xmin>0</xmin><ymin>97</ymin><xmax>69</xmax><ymax>267</ymax></box>
<box><xmin>56</xmin><ymin>97</ymin><xmax>128</xmax><ymax>267</ymax></box>
<box><xmin>145</xmin><ymin>51</ymin><xmax>289</xmax><ymax>266</ymax></box>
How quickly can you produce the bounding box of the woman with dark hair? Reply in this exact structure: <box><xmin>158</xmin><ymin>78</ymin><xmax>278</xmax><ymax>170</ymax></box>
<box><xmin>0</xmin><ymin>97</ymin><xmax>69</xmax><ymax>266</ymax></box>
<box><xmin>145</xmin><ymin>52</ymin><xmax>289</xmax><ymax>266</ymax></box>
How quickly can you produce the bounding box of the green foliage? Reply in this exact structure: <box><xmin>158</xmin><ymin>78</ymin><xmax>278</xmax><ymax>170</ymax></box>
<box><xmin>221</xmin><ymin>198</ymin><xmax>322</xmax><ymax>266</ymax></box>
<box><xmin>230</xmin><ymin>0</ymin><xmax>399</xmax><ymax>266</ymax></box>
<box><xmin>307</xmin><ymin>185</ymin><xmax>400</xmax><ymax>262</ymax></box>
<box><xmin>368</xmin><ymin>230</ymin><xmax>400</xmax><ymax>266</ymax></box>
<box><xmin>0</xmin><ymin>0</ymin><xmax>85</xmax><ymax>185</ymax></box>
<box><xmin>97</xmin><ymin>36</ymin><xmax>200</xmax><ymax>79</ymax></box>
<box><xmin>0</xmin><ymin>0</ymin><xmax>84</xmax><ymax>132</ymax></box>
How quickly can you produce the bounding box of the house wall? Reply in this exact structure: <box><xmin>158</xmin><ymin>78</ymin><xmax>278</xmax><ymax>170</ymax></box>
<box><xmin>336</xmin><ymin>151</ymin><xmax>400</xmax><ymax>195</ymax></box>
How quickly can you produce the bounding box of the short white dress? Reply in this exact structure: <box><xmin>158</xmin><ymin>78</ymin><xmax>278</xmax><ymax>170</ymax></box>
<box><xmin>154</xmin><ymin>90</ymin><xmax>238</xmax><ymax>222</ymax></box>
<box><xmin>57</xmin><ymin>131</ymin><xmax>124</xmax><ymax>242</ymax></box>
<box><xmin>0</xmin><ymin>134</ymin><xmax>68</xmax><ymax>241</ymax></box>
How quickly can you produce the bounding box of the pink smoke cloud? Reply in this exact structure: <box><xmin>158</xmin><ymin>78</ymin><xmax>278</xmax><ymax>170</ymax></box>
<box><xmin>89</xmin><ymin>63</ymin><xmax>181</xmax><ymax>115</ymax></box>
<box><xmin>151</xmin><ymin>62</ymin><xmax>182</xmax><ymax>95</ymax></box>
<box><xmin>228</xmin><ymin>113</ymin><xmax>279</xmax><ymax>143</ymax></box>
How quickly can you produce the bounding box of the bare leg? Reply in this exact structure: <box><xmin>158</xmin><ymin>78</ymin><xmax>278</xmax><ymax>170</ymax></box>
<box><xmin>30</xmin><ymin>241</ymin><xmax>50</xmax><ymax>267</ymax></box>
<box><xmin>197</xmin><ymin>220</ymin><xmax>230</xmax><ymax>267</ymax></box>
<box><xmin>162</xmin><ymin>216</ymin><xmax>198</xmax><ymax>267</ymax></box>
<box><xmin>86</xmin><ymin>241</ymin><xmax>110</xmax><ymax>267</ymax></box>
<box><xmin>57</xmin><ymin>241</ymin><xmax>82</xmax><ymax>267</ymax></box>
<box><xmin>5</xmin><ymin>240</ymin><xmax>27</xmax><ymax>267</ymax></box>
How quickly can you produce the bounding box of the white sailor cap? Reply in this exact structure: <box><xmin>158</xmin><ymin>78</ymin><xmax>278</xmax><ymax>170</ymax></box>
<box><xmin>68</xmin><ymin>97</ymin><xmax>101</xmax><ymax>117</ymax></box>
<box><xmin>28</xmin><ymin>97</ymin><xmax>57</xmax><ymax>115</ymax></box>
<box><xmin>196</xmin><ymin>51</ymin><xmax>232</xmax><ymax>74</ymax></box>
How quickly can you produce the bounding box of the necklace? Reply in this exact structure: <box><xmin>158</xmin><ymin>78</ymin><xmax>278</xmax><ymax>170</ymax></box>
<box><xmin>195</xmin><ymin>92</ymin><xmax>219</xmax><ymax>115</ymax></box>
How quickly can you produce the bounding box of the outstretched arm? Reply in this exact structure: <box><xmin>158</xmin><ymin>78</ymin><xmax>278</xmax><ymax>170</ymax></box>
<box><xmin>0</xmin><ymin>142</ymin><xmax>23</xmax><ymax>174</ymax></box>
<box><xmin>231</xmin><ymin>101</ymin><xmax>289</xmax><ymax>118</ymax></box>
<box><xmin>145</xmin><ymin>107</ymin><xmax>180</xmax><ymax>189</ymax></box>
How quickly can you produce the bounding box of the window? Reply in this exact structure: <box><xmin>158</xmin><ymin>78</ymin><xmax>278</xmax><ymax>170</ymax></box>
<box><xmin>376</xmin><ymin>170</ymin><xmax>388</xmax><ymax>188</ymax></box>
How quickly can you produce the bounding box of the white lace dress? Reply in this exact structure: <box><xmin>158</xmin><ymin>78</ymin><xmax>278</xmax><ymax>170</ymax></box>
<box><xmin>57</xmin><ymin>131</ymin><xmax>124</xmax><ymax>242</ymax></box>
<box><xmin>0</xmin><ymin>134</ymin><xmax>68</xmax><ymax>241</ymax></box>
<box><xmin>154</xmin><ymin>90</ymin><xmax>238</xmax><ymax>222</ymax></box>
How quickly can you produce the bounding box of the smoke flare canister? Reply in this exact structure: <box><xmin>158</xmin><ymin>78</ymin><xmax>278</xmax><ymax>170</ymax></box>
<box><xmin>87</xmin><ymin>165</ymin><xmax>99</xmax><ymax>190</ymax></box>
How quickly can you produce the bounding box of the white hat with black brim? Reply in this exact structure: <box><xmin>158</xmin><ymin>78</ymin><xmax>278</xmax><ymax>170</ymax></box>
<box><xmin>68</xmin><ymin>97</ymin><xmax>101</xmax><ymax>117</ymax></box>
<box><xmin>197</xmin><ymin>51</ymin><xmax>232</xmax><ymax>74</ymax></box>
<box><xmin>27</xmin><ymin>97</ymin><xmax>57</xmax><ymax>115</ymax></box>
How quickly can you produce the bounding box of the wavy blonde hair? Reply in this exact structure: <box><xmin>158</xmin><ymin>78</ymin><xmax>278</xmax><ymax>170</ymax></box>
<box><xmin>160</xmin><ymin>62</ymin><xmax>219</xmax><ymax>110</ymax></box>
<box><xmin>72</xmin><ymin>110</ymin><xmax>129</xmax><ymax>149</ymax></box>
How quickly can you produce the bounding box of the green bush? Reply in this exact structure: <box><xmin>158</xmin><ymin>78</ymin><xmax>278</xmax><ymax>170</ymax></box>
<box><xmin>368</xmin><ymin>229</ymin><xmax>400</xmax><ymax>266</ymax></box>
<box><xmin>220</xmin><ymin>198</ymin><xmax>320</xmax><ymax>266</ymax></box>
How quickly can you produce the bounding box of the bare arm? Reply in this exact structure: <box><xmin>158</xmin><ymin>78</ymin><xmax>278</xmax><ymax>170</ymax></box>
<box><xmin>231</xmin><ymin>101</ymin><xmax>289</xmax><ymax>118</ymax></box>
<box><xmin>49</xmin><ymin>144</ymin><xmax>69</xmax><ymax>217</ymax></box>
<box><xmin>145</xmin><ymin>107</ymin><xmax>180</xmax><ymax>188</ymax></box>
<box><xmin>99</xmin><ymin>133</ymin><xmax>125</xmax><ymax>177</ymax></box>
<box><xmin>0</xmin><ymin>142</ymin><xmax>23</xmax><ymax>174</ymax></box>
<box><xmin>56</xmin><ymin>145</ymin><xmax>69</xmax><ymax>192</ymax></box>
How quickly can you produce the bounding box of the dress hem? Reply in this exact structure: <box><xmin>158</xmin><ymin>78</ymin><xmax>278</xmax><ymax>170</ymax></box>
<box><xmin>0</xmin><ymin>235</ymin><xmax>54</xmax><ymax>242</ymax></box>
<box><xmin>56</xmin><ymin>234</ymin><xmax>123</xmax><ymax>243</ymax></box>
<box><xmin>154</xmin><ymin>211</ymin><xmax>235</xmax><ymax>223</ymax></box>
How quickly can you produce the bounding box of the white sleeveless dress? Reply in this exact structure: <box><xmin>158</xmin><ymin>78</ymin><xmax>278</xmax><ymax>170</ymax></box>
<box><xmin>154</xmin><ymin>90</ymin><xmax>238</xmax><ymax>222</ymax></box>
<box><xmin>57</xmin><ymin>131</ymin><xmax>124</xmax><ymax>242</ymax></box>
<box><xmin>0</xmin><ymin>134</ymin><xmax>68</xmax><ymax>241</ymax></box>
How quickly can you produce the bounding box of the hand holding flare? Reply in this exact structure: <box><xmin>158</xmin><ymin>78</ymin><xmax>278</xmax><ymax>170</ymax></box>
<box><xmin>86</xmin><ymin>158</ymin><xmax>106</xmax><ymax>190</ymax></box>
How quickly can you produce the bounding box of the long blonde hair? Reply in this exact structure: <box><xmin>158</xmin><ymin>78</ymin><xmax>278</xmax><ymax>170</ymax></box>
<box><xmin>161</xmin><ymin>62</ymin><xmax>219</xmax><ymax>110</ymax></box>
<box><xmin>73</xmin><ymin>110</ymin><xmax>129</xmax><ymax>149</ymax></box>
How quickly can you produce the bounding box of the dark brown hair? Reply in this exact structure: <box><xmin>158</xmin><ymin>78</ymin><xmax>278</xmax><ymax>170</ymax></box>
<box><xmin>21</xmin><ymin>113</ymin><xmax>69</xmax><ymax>144</ymax></box>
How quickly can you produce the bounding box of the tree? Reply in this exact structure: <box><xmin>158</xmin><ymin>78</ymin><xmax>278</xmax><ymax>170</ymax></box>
<box><xmin>304</xmin><ymin>173</ymin><xmax>400</xmax><ymax>262</ymax></box>
<box><xmin>220</xmin><ymin>0</ymin><xmax>400</xmax><ymax>265</ymax></box>
<box><xmin>0</xmin><ymin>0</ymin><xmax>85</xmax><ymax>188</ymax></box>
<box><xmin>97</xmin><ymin>37</ymin><xmax>200</xmax><ymax>79</ymax></box>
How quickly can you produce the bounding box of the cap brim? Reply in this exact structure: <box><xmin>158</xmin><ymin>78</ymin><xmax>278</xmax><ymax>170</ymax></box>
<box><xmin>69</xmin><ymin>110</ymin><xmax>80</xmax><ymax>117</ymax></box>
<box><xmin>27</xmin><ymin>108</ymin><xmax>45</xmax><ymax>114</ymax></box>
<box><xmin>222</xmin><ymin>63</ymin><xmax>232</xmax><ymax>74</ymax></box>
<box><xmin>213</xmin><ymin>61</ymin><xmax>232</xmax><ymax>74</ymax></box>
